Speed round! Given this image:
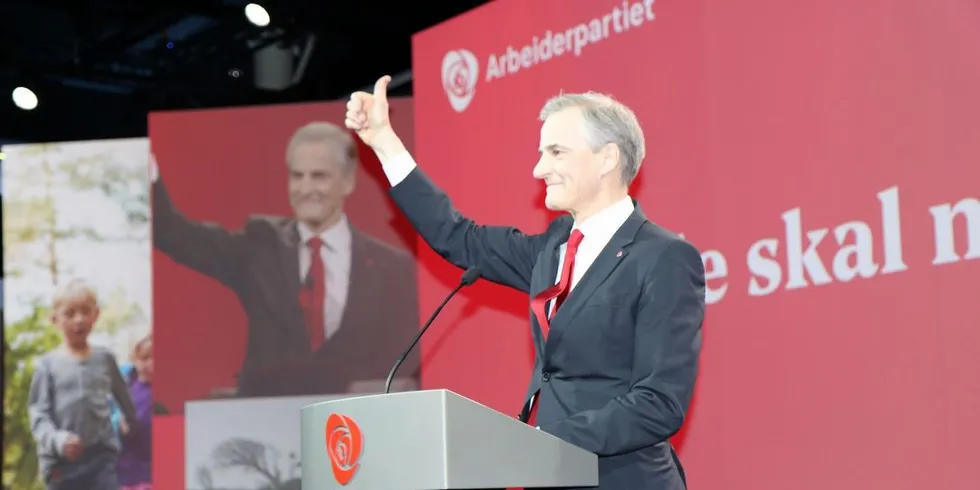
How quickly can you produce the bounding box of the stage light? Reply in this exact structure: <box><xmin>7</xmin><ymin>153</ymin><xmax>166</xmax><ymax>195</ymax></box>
<box><xmin>12</xmin><ymin>86</ymin><xmax>38</xmax><ymax>111</ymax></box>
<box><xmin>245</xmin><ymin>3</ymin><xmax>270</xmax><ymax>27</ymax></box>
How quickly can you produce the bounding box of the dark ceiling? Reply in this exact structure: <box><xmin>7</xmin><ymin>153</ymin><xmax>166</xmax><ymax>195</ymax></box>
<box><xmin>0</xmin><ymin>0</ymin><xmax>490</xmax><ymax>143</ymax></box>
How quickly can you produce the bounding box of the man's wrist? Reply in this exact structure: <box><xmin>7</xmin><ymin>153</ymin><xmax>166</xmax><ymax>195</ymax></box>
<box><xmin>372</xmin><ymin>129</ymin><xmax>408</xmax><ymax>164</ymax></box>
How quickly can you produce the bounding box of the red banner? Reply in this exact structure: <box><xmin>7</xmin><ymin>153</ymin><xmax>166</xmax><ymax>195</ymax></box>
<box><xmin>148</xmin><ymin>99</ymin><xmax>417</xmax><ymax>489</ymax></box>
<box><xmin>411</xmin><ymin>0</ymin><xmax>980</xmax><ymax>488</ymax></box>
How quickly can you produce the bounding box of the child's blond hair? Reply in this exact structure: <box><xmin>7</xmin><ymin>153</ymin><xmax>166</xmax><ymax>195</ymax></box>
<box><xmin>51</xmin><ymin>279</ymin><xmax>99</xmax><ymax>310</ymax></box>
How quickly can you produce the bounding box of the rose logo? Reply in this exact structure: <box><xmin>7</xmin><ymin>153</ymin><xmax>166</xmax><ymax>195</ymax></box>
<box><xmin>441</xmin><ymin>49</ymin><xmax>479</xmax><ymax>113</ymax></box>
<box><xmin>325</xmin><ymin>413</ymin><xmax>363</xmax><ymax>485</ymax></box>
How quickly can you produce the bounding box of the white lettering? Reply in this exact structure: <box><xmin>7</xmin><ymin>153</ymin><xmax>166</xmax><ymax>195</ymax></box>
<box><xmin>520</xmin><ymin>46</ymin><xmax>533</xmax><ymax>69</ymax></box>
<box><xmin>506</xmin><ymin>46</ymin><xmax>521</xmax><ymax>74</ymax></box>
<box><xmin>702</xmin><ymin>250</ymin><xmax>729</xmax><ymax>305</ymax></box>
<box><xmin>831</xmin><ymin>221</ymin><xmax>877</xmax><ymax>282</ymax></box>
<box><xmin>930</xmin><ymin>197</ymin><xmax>980</xmax><ymax>265</ymax></box>
<box><xmin>746</xmin><ymin>187</ymin><xmax>911</xmax><ymax>295</ymax></box>
<box><xmin>572</xmin><ymin>25</ymin><xmax>590</xmax><ymax>56</ymax></box>
<box><xmin>485</xmin><ymin>55</ymin><xmax>504</xmax><ymax>81</ymax></box>
<box><xmin>747</xmin><ymin>238</ymin><xmax>782</xmax><ymax>296</ymax></box>
<box><xmin>484</xmin><ymin>0</ymin><xmax>657</xmax><ymax>83</ymax></box>
<box><xmin>878</xmin><ymin>186</ymin><xmax>908</xmax><ymax>274</ymax></box>
<box><xmin>783</xmin><ymin>208</ymin><xmax>833</xmax><ymax>289</ymax></box>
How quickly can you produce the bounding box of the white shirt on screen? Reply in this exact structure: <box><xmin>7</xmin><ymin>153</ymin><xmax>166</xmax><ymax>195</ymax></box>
<box><xmin>297</xmin><ymin>217</ymin><xmax>352</xmax><ymax>341</ymax></box>
<box><xmin>380</xmin><ymin>153</ymin><xmax>634</xmax><ymax>314</ymax></box>
<box><xmin>150</xmin><ymin>157</ymin><xmax>353</xmax><ymax>339</ymax></box>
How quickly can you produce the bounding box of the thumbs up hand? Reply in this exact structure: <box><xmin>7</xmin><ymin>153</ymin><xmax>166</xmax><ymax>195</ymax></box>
<box><xmin>345</xmin><ymin>75</ymin><xmax>393</xmax><ymax>148</ymax></box>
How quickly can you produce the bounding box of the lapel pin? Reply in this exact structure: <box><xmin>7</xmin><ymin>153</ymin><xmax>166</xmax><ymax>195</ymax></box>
<box><xmin>616</xmin><ymin>250</ymin><xmax>623</xmax><ymax>257</ymax></box>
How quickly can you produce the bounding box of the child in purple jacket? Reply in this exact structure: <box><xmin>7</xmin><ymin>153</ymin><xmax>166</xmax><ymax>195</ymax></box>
<box><xmin>117</xmin><ymin>335</ymin><xmax>153</xmax><ymax>490</ymax></box>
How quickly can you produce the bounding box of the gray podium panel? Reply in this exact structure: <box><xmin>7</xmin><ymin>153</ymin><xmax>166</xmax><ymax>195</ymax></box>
<box><xmin>301</xmin><ymin>389</ymin><xmax>597</xmax><ymax>490</ymax></box>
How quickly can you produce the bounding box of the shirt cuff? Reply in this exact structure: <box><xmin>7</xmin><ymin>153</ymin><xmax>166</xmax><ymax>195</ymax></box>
<box><xmin>381</xmin><ymin>152</ymin><xmax>417</xmax><ymax>187</ymax></box>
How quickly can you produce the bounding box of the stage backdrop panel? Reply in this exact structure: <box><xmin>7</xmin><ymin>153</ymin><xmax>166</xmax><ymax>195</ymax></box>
<box><xmin>2</xmin><ymin>139</ymin><xmax>152</xmax><ymax>489</ymax></box>
<box><xmin>411</xmin><ymin>1</ymin><xmax>980</xmax><ymax>489</ymax></box>
<box><xmin>148</xmin><ymin>98</ymin><xmax>418</xmax><ymax>489</ymax></box>
<box><xmin>184</xmin><ymin>395</ymin><xmax>347</xmax><ymax>490</ymax></box>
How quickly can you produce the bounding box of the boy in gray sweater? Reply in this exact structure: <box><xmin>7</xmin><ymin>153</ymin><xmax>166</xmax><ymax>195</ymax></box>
<box><xmin>27</xmin><ymin>280</ymin><xmax>139</xmax><ymax>490</ymax></box>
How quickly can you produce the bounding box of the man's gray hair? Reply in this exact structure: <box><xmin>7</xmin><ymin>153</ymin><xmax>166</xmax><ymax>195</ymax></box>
<box><xmin>539</xmin><ymin>92</ymin><xmax>646</xmax><ymax>185</ymax></box>
<box><xmin>286</xmin><ymin>121</ymin><xmax>359</xmax><ymax>172</ymax></box>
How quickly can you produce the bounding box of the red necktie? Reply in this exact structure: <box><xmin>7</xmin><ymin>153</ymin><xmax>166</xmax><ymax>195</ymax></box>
<box><xmin>526</xmin><ymin>229</ymin><xmax>584</xmax><ymax>427</ymax></box>
<box><xmin>531</xmin><ymin>229</ymin><xmax>585</xmax><ymax>340</ymax></box>
<box><xmin>303</xmin><ymin>237</ymin><xmax>326</xmax><ymax>351</ymax></box>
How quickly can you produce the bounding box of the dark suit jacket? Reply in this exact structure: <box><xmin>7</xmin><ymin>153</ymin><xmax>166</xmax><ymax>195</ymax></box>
<box><xmin>389</xmin><ymin>168</ymin><xmax>705</xmax><ymax>490</ymax></box>
<box><xmin>152</xmin><ymin>180</ymin><xmax>420</xmax><ymax>398</ymax></box>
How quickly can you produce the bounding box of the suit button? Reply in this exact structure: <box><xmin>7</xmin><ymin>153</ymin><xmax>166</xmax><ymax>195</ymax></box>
<box><xmin>541</xmin><ymin>372</ymin><xmax>551</xmax><ymax>382</ymax></box>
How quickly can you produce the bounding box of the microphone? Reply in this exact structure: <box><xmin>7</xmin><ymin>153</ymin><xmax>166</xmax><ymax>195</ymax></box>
<box><xmin>383</xmin><ymin>265</ymin><xmax>482</xmax><ymax>394</ymax></box>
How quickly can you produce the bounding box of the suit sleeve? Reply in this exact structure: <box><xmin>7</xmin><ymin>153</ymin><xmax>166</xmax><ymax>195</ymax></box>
<box><xmin>152</xmin><ymin>178</ymin><xmax>247</xmax><ymax>288</ymax></box>
<box><xmin>386</xmin><ymin>160</ymin><xmax>552</xmax><ymax>293</ymax></box>
<box><xmin>542</xmin><ymin>241</ymin><xmax>706</xmax><ymax>456</ymax></box>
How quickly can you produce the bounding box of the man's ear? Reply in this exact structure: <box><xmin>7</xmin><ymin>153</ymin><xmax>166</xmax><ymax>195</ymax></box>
<box><xmin>342</xmin><ymin>167</ymin><xmax>357</xmax><ymax>197</ymax></box>
<box><xmin>599</xmin><ymin>143</ymin><xmax>620</xmax><ymax>177</ymax></box>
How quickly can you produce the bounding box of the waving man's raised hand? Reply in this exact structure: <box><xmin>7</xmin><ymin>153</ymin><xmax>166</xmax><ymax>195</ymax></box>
<box><xmin>345</xmin><ymin>75</ymin><xmax>393</xmax><ymax>148</ymax></box>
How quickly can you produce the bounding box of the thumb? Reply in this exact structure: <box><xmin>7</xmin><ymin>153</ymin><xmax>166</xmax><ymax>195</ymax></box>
<box><xmin>373</xmin><ymin>75</ymin><xmax>392</xmax><ymax>102</ymax></box>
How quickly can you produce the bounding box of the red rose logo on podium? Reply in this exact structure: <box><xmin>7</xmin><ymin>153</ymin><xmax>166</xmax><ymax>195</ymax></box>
<box><xmin>325</xmin><ymin>413</ymin><xmax>364</xmax><ymax>485</ymax></box>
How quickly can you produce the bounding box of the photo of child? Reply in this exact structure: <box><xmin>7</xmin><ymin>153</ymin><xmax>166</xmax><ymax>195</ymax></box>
<box><xmin>2</xmin><ymin>139</ymin><xmax>152</xmax><ymax>490</ymax></box>
<box><xmin>27</xmin><ymin>280</ymin><xmax>139</xmax><ymax>489</ymax></box>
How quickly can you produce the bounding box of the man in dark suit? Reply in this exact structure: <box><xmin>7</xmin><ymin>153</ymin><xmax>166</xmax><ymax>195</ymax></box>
<box><xmin>151</xmin><ymin>121</ymin><xmax>420</xmax><ymax>398</ymax></box>
<box><xmin>344</xmin><ymin>76</ymin><xmax>706</xmax><ymax>490</ymax></box>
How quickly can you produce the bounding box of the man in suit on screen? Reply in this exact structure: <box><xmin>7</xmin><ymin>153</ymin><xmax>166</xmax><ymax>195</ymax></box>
<box><xmin>344</xmin><ymin>76</ymin><xmax>705</xmax><ymax>490</ymax></box>
<box><xmin>151</xmin><ymin>121</ymin><xmax>420</xmax><ymax>398</ymax></box>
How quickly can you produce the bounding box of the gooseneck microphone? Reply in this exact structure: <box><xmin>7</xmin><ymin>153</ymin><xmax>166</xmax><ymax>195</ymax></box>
<box><xmin>384</xmin><ymin>265</ymin><xmax>482</xmax><ymax>394</ymax></box>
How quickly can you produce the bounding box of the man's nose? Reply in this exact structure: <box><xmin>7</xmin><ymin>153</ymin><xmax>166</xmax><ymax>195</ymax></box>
<box><xmin>532</xmin><ymin>158</ymin><xmax>548</xmax><ymax>180</ymax></box>
<box><xmin>293</xmin><ymin>176</ymin><xmax>313</xmax><ymax>192</ymax></box>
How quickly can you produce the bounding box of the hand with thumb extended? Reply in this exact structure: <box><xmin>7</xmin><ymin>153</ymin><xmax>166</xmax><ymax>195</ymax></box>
<box><xmin>345</xmin><ymin>75</ymin><xmax>393</xmax><ymax>148</ymax></box>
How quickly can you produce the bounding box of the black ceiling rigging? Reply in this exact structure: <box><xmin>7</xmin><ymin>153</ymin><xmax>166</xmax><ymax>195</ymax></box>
<box><xmin>0</xmin><ymin>0</ymin><xmax>490</xmax><ymax>142</ymax></box>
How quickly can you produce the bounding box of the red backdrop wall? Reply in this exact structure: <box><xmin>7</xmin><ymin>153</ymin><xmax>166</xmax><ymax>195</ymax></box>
<box><xmin>411</xmin><ymin>0</ymin><xmax>980</xmax><ymax>489</ymax></box>
<box><xmin>148</xmin><ymin>99</ymin><xmax>416</xmax><ymax>489</ymax></box>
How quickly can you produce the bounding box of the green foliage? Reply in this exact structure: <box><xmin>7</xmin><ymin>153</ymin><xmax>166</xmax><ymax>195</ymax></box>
<box><xmin>2</xmin><ymin>307</ymin><xmax>60</xmax><ymax>490</ymax></box>
<box><xmin>3</xmin><ymin>143</ymin><xmax>149</xmax><ymax>284</ymax></box>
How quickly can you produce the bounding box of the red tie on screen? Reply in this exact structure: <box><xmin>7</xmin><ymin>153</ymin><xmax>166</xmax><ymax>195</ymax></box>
<box><xmin>304</xmin><ymin>237</ymin><xmax>326</xmax><ymax>351</ymax></box>
<box><xmin>526</xmin><ymin>229</ymin><xmax>584</xmax><ymax>427</ymax></box>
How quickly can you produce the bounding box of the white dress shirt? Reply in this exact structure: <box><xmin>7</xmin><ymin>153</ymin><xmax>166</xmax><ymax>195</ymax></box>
<box><xmin>151</xmin><ymin>157</ymin><xmax>354</xmax><ymax>341</ymax></box>
<box><xmin>380</xmin><ymin>152</ymin><xmax>634</xmax><ymax>305</ymax></box>
<box><xmin>297</xmin><ymin>216</ymin><xmax>352</xmax><ymax>341</ymax></box>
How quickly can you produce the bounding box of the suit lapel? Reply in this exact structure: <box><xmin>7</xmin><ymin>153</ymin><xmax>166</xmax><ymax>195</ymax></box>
<box><xmin>529</xmin><ymin>220</ymin><xmax>571</xmax><ymax>352</ymax></box>
<box><xmin>544</xmin><ymin>207</ymin><xmax>647</xmax><ymax>359</ymax></box>
<box><xmin>530</xmin><ymin>233</ymin><xmax>566</xmax><ymax>297</ymax></box>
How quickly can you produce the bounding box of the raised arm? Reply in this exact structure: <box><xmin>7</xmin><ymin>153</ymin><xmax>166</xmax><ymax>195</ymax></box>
<box><xmin>344</xmin><ymin>76</ymin><xmax>551</xmax><ymax>292</ymax></box>
<box><xmin>150</xmin><ymin>154</ymin><xmax>247</xmax><ymax>288</ymax></box>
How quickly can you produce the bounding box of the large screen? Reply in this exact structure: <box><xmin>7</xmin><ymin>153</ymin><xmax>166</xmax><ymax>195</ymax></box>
<box><xmin>409</xmin><ymin>0</ymin><xmax>980</xmax><ymax>488</ymax></box>
<box><xmin>148</xmin><ymin>98</ymin><xmax>418</xmax><ymax>489</ymax></box>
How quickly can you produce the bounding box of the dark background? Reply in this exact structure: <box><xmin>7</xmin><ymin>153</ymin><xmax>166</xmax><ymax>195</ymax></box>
<box><xmin>0</xmin><ymin>0</ymin><xmax>492</xmax><ymax>143</ymax></box>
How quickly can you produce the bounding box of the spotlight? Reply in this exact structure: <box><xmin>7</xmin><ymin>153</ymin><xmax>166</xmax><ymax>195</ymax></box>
<box><xmin>12</xmin><ymin>86</ymin><xmax>38</xmax><ymax>111</ymax></box>
<box><xmin>245</xmin><ymin>3</ymin><xmax>270</xmax><ymax>27</ymax></box>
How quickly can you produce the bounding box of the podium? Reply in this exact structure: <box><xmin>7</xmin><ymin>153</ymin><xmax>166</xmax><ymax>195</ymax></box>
<box><xmin>300</xmin><ymin>389</ymin><xmax>598</xmax><ymax>489</ymax></box>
